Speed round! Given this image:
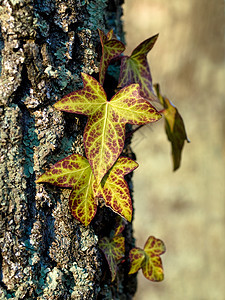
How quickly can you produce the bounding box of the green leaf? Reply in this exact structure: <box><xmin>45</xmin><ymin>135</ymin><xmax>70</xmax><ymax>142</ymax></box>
<box><xmin>54</xmin><ymin>73</ymin><xmax>161</xmax><ymax>184</ymax></box>
<box><xmin>36</xmin><ymin>154</ymin><xmax>97</xmax><ymax>226</ymax></box>
<box><xmin>99</xmin><ymin>235</ymin><xmax>125</xmax><ymax>282</ymax></box>
<box><xmin>97</xmin><ymin>157</ymin><xmax>138</xmax><ymax>222</ymax></box>
<box><xmin>154</xmin><ymin>84</ymin><xmax>189</xmax><ymax>171</ymax></box>
<box><xmin>98</xmin><ymin>29</ymin><xmax>125</xmax><ymax>85</ymax></box>
<box><xmin>118</xmin><ymin>34</ymin><xmax>159</xmax><ymax>101</ymax></box>
<box><xmin>129</xmin><ymin>236</ymin><xmax>166</xmax><ymax>282</ymax></box>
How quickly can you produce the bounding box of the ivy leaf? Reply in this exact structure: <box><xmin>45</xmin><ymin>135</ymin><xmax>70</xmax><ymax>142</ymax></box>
<box><xmin>113</xmin><ymin>216</ymin><xmax>126</xmax><ymax>237</ymax></box>
<box><xmin>36</xmin><ymin>154</ymin><xmax>97</xmax><ymax>226</ymax></box>
<box><xmin>54</xmin><ymin>73</ymin><xmax>161</xmax><ymax>184</ymax></box>
<box><xmin>129</xmin><ymin>236</ymin><xmax>166</xmax><ymax>282</ymax></box>
<box><xmin>98</xmin><ymin>29</ymin><xmax>125</xmax><ymax>85</ymax></box>
<box><xmin>118</xmin><ymin>34</ymin><xmax>159</xmax><ymax>101</ymax></box>
<box><xmin>154</xmin><ymin>84</ymin><xmax>189</xmax><ymax>171</ymax></box>
<box><xmin>99</xmin><ymin>235</ymin><xmax>125</xmax><ymax>282</ymax></box>
<box><xmin>97</xmin><ymin>157</ymin><xmax>138</xmax><ymax>222</ymax></box>
<box><xmin>36</xmin><ymin>155</ymin><xmax>138</xmax><ymax>225</ymax></box>
<box><xmin>128</xmin><ymin>248</ymin><xmax>146</xmax><ymax>275</ymax></box>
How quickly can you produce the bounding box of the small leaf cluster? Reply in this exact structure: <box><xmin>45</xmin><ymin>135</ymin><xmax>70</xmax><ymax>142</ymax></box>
<box><xmin>99</xmin><ymin>217</ymin><xmax>166</xmax><ymax>282</ymax></box>
<box><xmin>36</xmin><ymin>28</ymin><xmax>188</xmax><ymax>283</ymax></box>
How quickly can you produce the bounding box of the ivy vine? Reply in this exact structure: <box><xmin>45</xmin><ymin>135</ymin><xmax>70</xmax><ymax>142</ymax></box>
<box><xmin>36</xmin><ymin>29</ymin><xmax>188</xmax><ymax>282</ymax></box>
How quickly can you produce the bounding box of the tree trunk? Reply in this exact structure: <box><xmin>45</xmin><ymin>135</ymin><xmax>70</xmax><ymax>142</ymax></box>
<box><xmin>0</xmin><ymin>0</ymin><xmax>137</xmax><ymax>299</ymax></box>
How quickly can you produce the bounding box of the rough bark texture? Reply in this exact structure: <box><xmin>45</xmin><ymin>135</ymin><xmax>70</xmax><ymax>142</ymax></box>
<box><xmin>0</xmin><ymin>0</ymin><xmax>137</xmax><ymax>299</ymax></box>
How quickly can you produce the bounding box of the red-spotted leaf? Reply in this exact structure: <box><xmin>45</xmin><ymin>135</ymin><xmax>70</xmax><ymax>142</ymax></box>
<box><xmin>154</xmin><ymin>84</ymin><xmax>189</xmax><ymax>171</ymax></box>
<box><xmin>106</xmin><ymin>29</ymin><xmax>114</xmax><ymax>40</ymax></box>
<box><xmin>128</xmin><ymin>248</ymin><xmax>146</xmax><ymax>275</ymax></box>
<box><xmin>113</xmin><ymin>216</ymin><xmax>126</xmax><ymax>237</ymax></box>
<box><xmin>118</xmin><ymin>34</ymin><xmax>159</xmax><ymax>101</ymax></box>
<box><xmin>36</xmin><ymin>154</ymin><xmax>138</xmax><ymax>225</ymax></box>
<box><xmin>36</xmin><ymin>154</ymin><xmax>97</xmax><ymax>226</ymax></box>
<box><xmin>99</xmin><ymin>235</ymin><xmax>125</xmax><ymax>281</ymax></box>
<box><xmin>129</xmin><ymin>236</ymin><xmax>166</xmax><ymax>282</ymax></box>
<box><xmin>54</xmin><ymin>73</ymin><xmax>161</xmax><ymax>184</ymax></box>
<box><xmin>97</xmin><ymin>157</ymin><xmax>138</xmax><ymax>222</ymax></box>
<box><xmin>98</xmin><ymin>29</ymin><xmax>125</xmax><ymax>85</ymax></box>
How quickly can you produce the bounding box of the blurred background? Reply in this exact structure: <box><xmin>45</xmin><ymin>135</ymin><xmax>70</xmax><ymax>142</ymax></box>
<box><xmin>123</xmin><ymin>1</ymin><xmax>225</xmax><ymax>299</ymax></box>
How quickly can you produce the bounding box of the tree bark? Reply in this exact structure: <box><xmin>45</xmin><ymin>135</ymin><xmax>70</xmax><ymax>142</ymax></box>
<box><xmin>0</xmin><ymin>0</ymin><xmax>137</xmax><ymax>299</ymax></box>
